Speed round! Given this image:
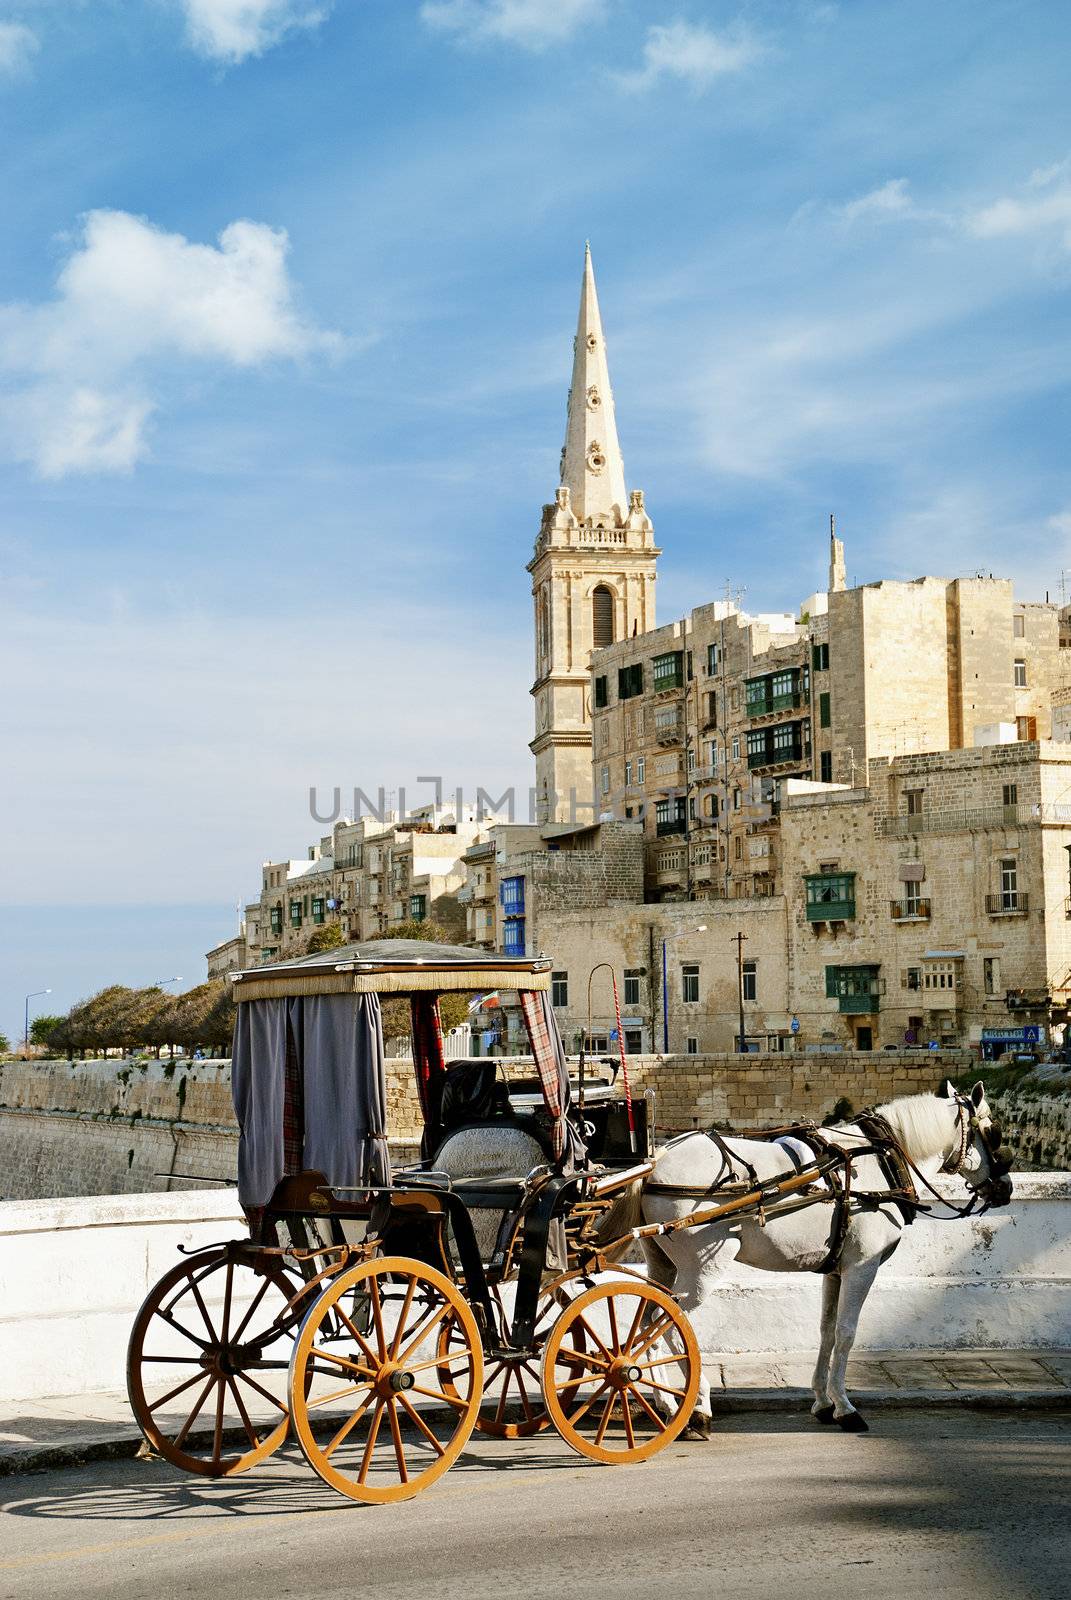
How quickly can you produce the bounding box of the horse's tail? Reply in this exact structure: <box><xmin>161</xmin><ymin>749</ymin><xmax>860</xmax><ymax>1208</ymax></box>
<box><xmin>592</xmin><ymin>1177</ymin><xmax>646</xmax><ymax>1263</ymax></box>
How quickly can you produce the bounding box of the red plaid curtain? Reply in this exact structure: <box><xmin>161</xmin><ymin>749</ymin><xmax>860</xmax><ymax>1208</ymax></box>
<box><xmin>520</xmin><ymin>989</ymin><xmax>566</xmax><ymax>1161</ymax></box>
<box><xmin>409</xmin><ymin>993</ymin><xmax>445</xmax><ymax>1122</ymax></box>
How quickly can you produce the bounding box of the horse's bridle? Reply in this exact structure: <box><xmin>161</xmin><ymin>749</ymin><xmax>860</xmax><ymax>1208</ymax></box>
<box><xmin>939</xmin><ymin>1091</ymin><xmax>1014</xmax><ymax>1206</ymax></box>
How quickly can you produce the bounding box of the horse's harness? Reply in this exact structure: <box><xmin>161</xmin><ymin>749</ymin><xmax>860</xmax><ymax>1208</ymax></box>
<box><xmin>646</xmin><ymin>1093</ymin><xmax>1011</xmax><ymax>1276</ymax></box>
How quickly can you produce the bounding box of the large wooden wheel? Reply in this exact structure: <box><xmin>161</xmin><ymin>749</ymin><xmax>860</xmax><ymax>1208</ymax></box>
<box><xmin>435</xmin><ymin>1286</ymin><xmax>582</xmax><ymax>1439</ymax></box>
<box><xmin>288</xmin><ymin>1256</ymin><xmax>483</xmax><ymax>1504</ymax></box>
<box><xmin>127</xmin><ymin>1246</ymin><xmax>301</xmax><ymax>1477</ymax></box>
<box><xmin>540</xmin><ymin>1279</ymin><xmax>700</xmax><ymax>1465</ymax></box>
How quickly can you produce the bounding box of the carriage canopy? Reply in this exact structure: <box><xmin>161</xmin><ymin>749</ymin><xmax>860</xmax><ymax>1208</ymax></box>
<box><xmin>230</xmin><ymin>941</ymin><xmax>572</xmax><ymax>1211</ymax></box>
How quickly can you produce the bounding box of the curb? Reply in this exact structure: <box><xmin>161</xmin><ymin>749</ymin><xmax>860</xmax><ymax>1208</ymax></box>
<box><xmin>3</xmin><ymin>1390</ymin><xmax>1069</xmax><ymax>1477</ymax></box>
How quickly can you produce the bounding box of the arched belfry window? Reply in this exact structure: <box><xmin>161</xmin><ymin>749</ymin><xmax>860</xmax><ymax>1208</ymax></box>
<box><xmin>592</xmin><ymin>585</ymin><xmax>614</xmax><ymax>650</ymax></box>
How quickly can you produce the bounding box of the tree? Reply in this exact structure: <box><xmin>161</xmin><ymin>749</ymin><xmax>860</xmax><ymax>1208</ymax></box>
<box><xmin>0</xmin><ymin>1032</ymin><xmax>10</xmax><ymax>1055</ymax></box>
<box><xmin>381</xmin><ymin>917</ymin><xmax>473</xmax><ymax>1038</ymax></box>
<box><xmin>306</xmin><ymin>922</ymin><xmax>345</xmax><ymax>954</ymax></box>
<box><xmin>29</xmin><ymin>1015</ymin><xmax>65</xmax><ymax>1049</ymax></box>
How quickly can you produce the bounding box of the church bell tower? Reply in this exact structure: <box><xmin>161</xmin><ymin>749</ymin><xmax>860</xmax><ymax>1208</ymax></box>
<box><xmin>528</xmin><ymin>246</ymin><xmax>660</xmax><ymax>824</ymax></box>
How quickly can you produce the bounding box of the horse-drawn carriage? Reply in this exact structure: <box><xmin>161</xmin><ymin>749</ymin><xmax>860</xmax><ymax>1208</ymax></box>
<box><xmin>127</xmin><ymin>939</ymin><xmax>1014</xmax><ymax>1499</ymax></box>
<box><xmin>127</xmin><ymin>941</ymin><xmax>698</xmax><ymax>1502</ymax></box>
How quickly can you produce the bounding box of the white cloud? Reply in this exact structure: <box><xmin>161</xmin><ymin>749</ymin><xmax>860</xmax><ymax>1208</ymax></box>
<box><xmin>181</xmin><ymin>0</ymin><xmax>329</xmax><ymax>63</ymax></box>
<box><xmin>838</xmin><ymin>177</ymin><xmax>916</xmax><ymax>223</ymax></box>
<box><xmin>968</xmin><ymin>184</ymin><xmax>1071</xmax><ymax>251</ymax></box>
<box><xmin>616</xmin><ymin>20</ymin><xmax>763</xmax><ymax>92</ymax></box>
<box><xmin>0</xmin><ymin>21</ymin><xmax>38</xmax><ymax>76</ymax></box>
<box><xmin>420</xmin><ymin>0</ymin><xmax>605</xmax><ymax>50</ymax></box>
<box><xmin>0</xmin><ymin>209</ymin><xmax>340</xmax><ymax>476</ymax></box>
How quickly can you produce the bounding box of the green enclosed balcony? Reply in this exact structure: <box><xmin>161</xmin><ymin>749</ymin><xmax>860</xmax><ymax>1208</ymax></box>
<box><xmin>805</xmin><ymin>871</ymin><xmax>856</xmax><ymax>922</ymax></box>
<box><xmin>826</xmin><ymin>964</ymin><xmax>882</xmax><ymax>1013</ymax></box>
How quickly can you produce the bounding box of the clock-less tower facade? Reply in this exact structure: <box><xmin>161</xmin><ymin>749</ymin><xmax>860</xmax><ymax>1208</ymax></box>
<box><xmin>528</xmin><ymin>246</ymin><xmax>660</xmax><ymax>824</ymax></box>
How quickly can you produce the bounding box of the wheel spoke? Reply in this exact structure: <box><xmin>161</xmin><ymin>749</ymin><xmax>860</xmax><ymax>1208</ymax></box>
<box><xmin>573</xmin><ymin>1315</ymin><xmax>614</xmax><ymax>1365</ymax></box>
<box><xmin>306</xmin><ymin>1380</ymin><xmax>373</xmax><ymax>1411</ymax></box>
<box><xmin>323</xmin><ymin>1389</ymin><xmax>376</xmax><ymax>1458</ymax></box>
<box><xmin>157</xmin><ymin>1309</ymin><xmax>210</xmax><ymax>1351</ymax></box>
<box><xmin>220</xmin><ymin>1260</ymin><xmax>235</xmax><ymax>1348</ymax></box>
<box><xmin>239</xmin><ymin>1373</ymin><xmax>289</xmax><ymax>1414</ymax></box>
<box><xmin>331</xmin><ymin>1305</ymin><xmax>378</xmax><ymax>1368</ymax></box>
<box><xmin>397</xmin><ymin>1393</ymin><xmax>446</xmax><ymax>1456</ymax></box>
<box><xmin>628</xmin><ymin>1385</ymin><xmax>668</xmax><ymax>1431</ymax></box>
<box><xmin>622</xmin><ymin>1296</ymin><xmax>647</xmax><ymax>1354</ymax></box>
<box><xmin>310</xmin><ymin>1346</ymin><xmax>375</xmax><ymax>1379</ymax></box>
<box><xmin>227</xmin><ymin>1376</ymin><xmax>261</xmax><ymax>1449</ymax></box>
<box><xmin>142</xmin><ymin>1354</ymin><xmax>204</xmax><ymax>1365</ymax></box>
<box><xmin>555</xmin><ymin>1343</ymin><xmax>607</xmax><ymax>1371</ymax></box>
<box><xmin>389</xmin><ymin>1275</ymin><xmax>418</xmax><ymax>1358</ymax></box>
<box><xmin>594</xmin><ymin>1392</ymin><xmax>617</xmax><ymax>1447</ymax></box>
<box><xmin>621</xmin><ymin>1393</ymin><xmax>636</xmax><ymax>1449</ymax></box>
<box><xmin>357</xmin><ymin>1399</ymin><xmax>386</xmax><ymax>1483</ymax></box>
<box><xmin>563</xmin><ymin>1379</ymin><xmax>610</xmax><ymax>1427</ymax></box>
<box><xmin>148</xmin><ymin>1368</ymin><xmax>207</xmax><ymax>1413</ymax></box>
<box><xmin>411</xmin><ymin>1347</ymin><xmax>475</xmax><ymax>1375</ymax></box>
<box><xmin>411</xmin><ymin>1384</ymin><xmax>469</xmax><ymax>1410</ymax></box>
<box><xmin>555</xmin><ymin>1370</ymin><xmax>605</xmax><ymax>1396</ymax></box>
<box><xmin>607</xmin><ymin>1297</ymin><xmax>621</xmax><ymax>1356</ymax></box>
<box><xmin>641</xmin><ymin>1377</ymin><xmax>688</xmax><ymax>1400</ymax></box>
<box><xmin>229</xmin><ymin>1273</ymin><xmax>273</xmax><ymax>1345</ymax></box>
<box><xmin>494</xmin><ymin>1364</ymin><xmax>512</xmax><ymax>1424</ymax></box>
<box><xmin>396</xmin><ymin>1299</ymin><xmax>452</xmax><ymax>1365</ymax></box>
<box><xmin>515</xmin><ymin>1368</ymin><xmax>536</xmax><ymax>1424</ymax></box>
<box><xmin>629</xmin><ymin>1313</ymin><xmax>674</xmax><ymax>1361</ymax></box>
<box><xmin>212</xmin><ymin>1369</ymin><xmax>226</xmax><ymax>1463</ymax></box>
<box><xmin>174</xmin><ymin>1375</ymin><xmax>217</xmax><ymax>1448</ymax></box>
<box><xmin>187</xmin><ymin>1275</ymin><xmax>218</xmax><ymax>1344</ymax></box>
<box><xmin>386</xmin><ymin>1398</ymin><xmax>409</xmax><ymax>1483</ymax></box>
<box><xmin>368</xmin><ymin>1275</ymin><xmax>388</xmax><ymax>1359</ymax></box>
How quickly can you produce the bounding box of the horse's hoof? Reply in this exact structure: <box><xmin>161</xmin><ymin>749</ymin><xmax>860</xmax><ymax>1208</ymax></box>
<box><xmin>681</xmin><ymin>1417</ymin><xmax>712</xmax><ymax>1441</ymax></box>
<box><xmin>812</xmin><ymin>1404</ymin><xmax>836</xmax><ymax>1425</ymax></box>
<box><xmin>836</xmin><ymin>1410</ymin><xmax>869</xmax><ymax>1433</ymax></box>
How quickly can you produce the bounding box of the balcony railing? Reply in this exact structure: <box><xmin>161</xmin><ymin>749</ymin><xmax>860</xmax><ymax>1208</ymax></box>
<box><xmin>747</xmin><ymin>745</ymin><xmax>806</xmax><ymax>771</ymax></box>
<box><xmin>807</xmin><ymin>896</ymin><xmax>855</xmax><ymax>922</ymax></box>
<box><xmin>891</xmin><ymin>898</ymin><xmax>931</xmax><ymax>921</ymax></box>
<box><xmin>745</xmin><ymin>690</ymin><xmax>805</xmax><ymax>719</ymax></box>
<box><xmin>656</xmin><ymin>817</ymin><xmax>687</xmax><ymax>837</ymax></box>
<box><xmin>881</xmin><ymin>803</ymin><xmax>1071</xmax><ymax>837</ymax></box>
<box><xmin>986</xmin><ymin>892</ymin><xmax>1029</xmax><ymax>916</ymax></box>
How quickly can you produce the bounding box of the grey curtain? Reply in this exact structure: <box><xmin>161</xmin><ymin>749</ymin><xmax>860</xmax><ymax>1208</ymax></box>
<box><xmin>231</xmin><ymin>993</ymin><xmax>390</xmax><ymax>1210</ymax></box>
<box><xmin>302</xmin><ymin>993</ymin><xmax>391</xmax><ymax>1193</ymax></box>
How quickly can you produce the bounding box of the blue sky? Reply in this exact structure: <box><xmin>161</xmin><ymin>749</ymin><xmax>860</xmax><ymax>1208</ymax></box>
<box><xmin>2</xmin><ymin>0</ymin><xmax>1071</xmax><ymax>1041</ymax></box>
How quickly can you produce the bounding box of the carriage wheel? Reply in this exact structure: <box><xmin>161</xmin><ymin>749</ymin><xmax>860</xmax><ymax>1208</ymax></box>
<box><xmin>541</xmin><ymin>1279</ymin><xmax>700</xmax><ymax>1465</ymax></box>
<box><xmin>435</xmin><ymin>1286</ymin><xmax>582</xmax><ymax>1439</ymax></box>
<box><xmin>289</xmin><ymin>1256</ymin><xmax>483</xmax><ymax>1504</ymax></box>
<box><xmin>127</xmin><ymin>1246</ymin><xmax>301</xmax><ymax>1477</ymax></box>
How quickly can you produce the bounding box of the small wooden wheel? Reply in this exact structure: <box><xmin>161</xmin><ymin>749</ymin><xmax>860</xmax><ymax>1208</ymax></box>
<box><xmin>127</xmin><ymin>1246</ymin><xmax>301</xmax><ymax>1477</ymax></box>
<box><xmin>541</xmin><ymin>1279</ymin><xmax>700</xmax><ymax>1465</ymax></box>
<box><xmin>435</xmin><ymin>1287</ymin><xmax>581</xmax><ymax>1439</ymax></box>
<box><xmin>288</xmin><ymin>1256</ymin><xmax>483</xmax><ymax>1504</ymax></box>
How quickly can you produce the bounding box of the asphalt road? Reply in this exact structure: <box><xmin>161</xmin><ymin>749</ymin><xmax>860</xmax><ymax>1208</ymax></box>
<box><xmin>1</xmin><ymin>1410</ymin><xmax>1068</xmax><ymax>1600</ymax></box>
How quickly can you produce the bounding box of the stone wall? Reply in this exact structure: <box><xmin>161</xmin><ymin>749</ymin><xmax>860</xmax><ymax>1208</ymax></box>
<box><xmin>994</xmin><ymin>1091</ymin><xmax>1071</xmax><ymax>1171</ymax></box>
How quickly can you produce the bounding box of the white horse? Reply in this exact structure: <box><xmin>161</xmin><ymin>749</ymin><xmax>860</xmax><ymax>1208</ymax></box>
<box><xmin>433</xmin><ymin>1082</ymin><xmax>1012</xmax><ymax>1436</ymax></box>
<box><xmin>635</xmin><ymin>1082</ymin><xmax>1012</xmax><ymax>1434</ymax></box>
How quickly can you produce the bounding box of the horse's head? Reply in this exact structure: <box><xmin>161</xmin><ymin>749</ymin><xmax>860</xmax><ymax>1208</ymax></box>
<box><xmin>939</xmin><ymin>1080</ymin><xmax>1014</xmax><ymax>1208</ymax></box>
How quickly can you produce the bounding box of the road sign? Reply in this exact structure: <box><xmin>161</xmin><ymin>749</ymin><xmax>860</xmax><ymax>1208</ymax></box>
<box><xmin>1023</xmin><ymin>1024</ymin><xmax>1040</xmax><ymax>1043</ymax></box>
<box><xmin>928</xmin><ymin>1040</ymin><xmax>939</xmax><ymax>1051</ymax></box>
<box><xmin>790</xmin><ymin>1016</ymin><xmax>800</xmax><ymax>1035</ymax></box>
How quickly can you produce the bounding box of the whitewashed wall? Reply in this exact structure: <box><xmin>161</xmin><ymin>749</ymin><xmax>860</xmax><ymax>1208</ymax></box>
<box><xmin>1</xmin><ymin>1175</ymin><xmax>1068</xmax><ymax>1407</ymax></box>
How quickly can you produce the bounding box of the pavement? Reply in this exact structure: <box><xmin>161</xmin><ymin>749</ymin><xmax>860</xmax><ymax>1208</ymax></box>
<box><xmin>2</xmin><ymin>1349</ymin><xmax>1069</xmax><ymax>1476</ymax></box>
<box><xmin>1</xmin><ymin>1409</ymin><xmax>1069</xmax><ymax>1600</ymax></box>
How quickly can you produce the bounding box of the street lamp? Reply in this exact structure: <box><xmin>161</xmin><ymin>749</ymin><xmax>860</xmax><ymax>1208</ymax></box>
<box><xmin>24</xmin><ymin>988</ymin><xmax>51</xmax><ymax>1055</ymax></box>
<box><xmin>150</xmin><ymin>977</ymin><xmax>183</xmax><ymax>987</ymax></box>
<box><xmin>662</xmin><ymin>925</ymin><xmax>707</xmax><ymax>1053</ymax></box>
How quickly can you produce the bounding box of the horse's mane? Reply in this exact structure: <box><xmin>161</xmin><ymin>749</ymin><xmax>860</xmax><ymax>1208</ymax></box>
<box><xmin>871</xmin><ymin>1092</ymin><xmax>953</xmax><ymax>1163</ymax></box>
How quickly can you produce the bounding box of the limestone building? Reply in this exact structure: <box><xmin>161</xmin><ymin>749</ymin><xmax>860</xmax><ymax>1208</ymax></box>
<box><xmin>529</xmin><ymin>246</ymin><xmax>659</xmax><ymax>823</ymax></box>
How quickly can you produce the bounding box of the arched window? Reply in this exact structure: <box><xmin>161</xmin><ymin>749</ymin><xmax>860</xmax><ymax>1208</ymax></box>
<box><xmin>592</xmin><ymin>585</ymin><xmax>614</xmax><ymax>650</ymax></box>
<box><xmin>540</xmin><ymin>591</ymin><xmax>550</xmax><ymax>660</ymax></box>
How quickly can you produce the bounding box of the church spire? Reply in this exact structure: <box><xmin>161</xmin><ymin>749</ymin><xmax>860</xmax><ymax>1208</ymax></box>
<box><xmin>829</xmin><ymin>513</ymin><xmax>846</xmax><ymax>593</ymax></box>
<box><xmin>559</xmin><ymin>244</ymin><xmax>628</xmax><ymax>524</ymax></box>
